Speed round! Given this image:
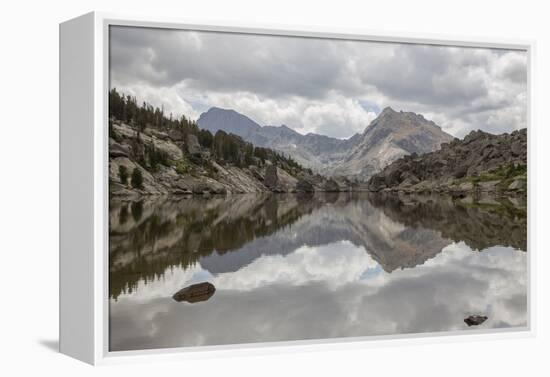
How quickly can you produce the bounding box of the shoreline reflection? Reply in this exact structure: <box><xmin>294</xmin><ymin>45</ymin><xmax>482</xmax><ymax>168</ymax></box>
<box><xmin>109</xmin><ymin>193</ymin><xmax>527</xmax><ymax>351</ymax></box>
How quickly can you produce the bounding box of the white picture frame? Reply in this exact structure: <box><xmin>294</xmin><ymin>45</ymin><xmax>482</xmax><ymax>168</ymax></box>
<box><xmin>59</xmin><ymin>11</ymin><xmax>535</xmax><ymax>365</ymax></box>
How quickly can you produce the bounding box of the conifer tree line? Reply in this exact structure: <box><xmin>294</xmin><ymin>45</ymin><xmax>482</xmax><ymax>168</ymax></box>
<box><xmin>109</xmin><ymin>88</ymin><xmax>309</xmax><ymax>175</ymax></box>
<box><xmin>109</xmin><ymin>88</ymin><xmax>198</xmax><ymax>133</ymax></box>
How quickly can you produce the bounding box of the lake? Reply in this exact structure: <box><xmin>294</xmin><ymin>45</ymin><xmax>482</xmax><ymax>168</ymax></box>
<box><xmin>109</xmin><ymin>192</ymin><xmax>527</xmax><ymax>351</ymax></box>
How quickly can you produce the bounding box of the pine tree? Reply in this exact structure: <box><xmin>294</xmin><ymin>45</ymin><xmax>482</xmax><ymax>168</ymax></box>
<box><xmin>131</xmin><ymin>168</ymin><xmax>143</xmax><ymax>189</ymax></box>
<box><xmin>118</xmin><ymin>165</ymin><xmax>128</xmax><ymax>185</ymax></box>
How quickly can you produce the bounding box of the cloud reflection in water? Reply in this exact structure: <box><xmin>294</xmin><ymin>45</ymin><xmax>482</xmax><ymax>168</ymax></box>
<box><xmin>109</xmin><ymin>194</ymin><xmax>527</xmax><ymax>351</ymax></box>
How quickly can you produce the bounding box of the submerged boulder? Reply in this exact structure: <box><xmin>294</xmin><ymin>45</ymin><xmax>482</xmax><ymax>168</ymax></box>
<box><xmin>172</xmin><ymin>282</ymin><xmax>216</xmax><ymax>303</ymax></box>
<box><xmin>464</xmin><ymin>315</ymin><xmax>488</xmax><ymax>327</ymax></box>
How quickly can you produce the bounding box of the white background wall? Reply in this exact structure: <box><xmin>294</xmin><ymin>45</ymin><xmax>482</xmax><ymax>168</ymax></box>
<box><xmin>0</xmin><ymin>0</ymin><xmax>548</xmax><ymax>375</ymax></box>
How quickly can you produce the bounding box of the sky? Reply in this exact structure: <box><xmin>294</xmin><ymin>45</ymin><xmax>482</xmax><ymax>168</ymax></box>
<box><xmin>109</xmin><ymin>26</ymin><xmax>528</xmax><ymax>139</ymax></box>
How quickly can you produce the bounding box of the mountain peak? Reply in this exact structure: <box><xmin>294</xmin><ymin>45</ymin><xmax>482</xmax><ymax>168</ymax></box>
<box><xmin>205</xmin><ymin>107</ymin><xmax>237</xmax><ymax>115</ymax></box>
<box><xmin>380</xmin><ymin>106</ymin><xmax>396</xmax><ymax>115</ymax></box>
<box><xmin>368</xmin><ymin>107</ymin><xmax>441</xmax><ymax>131</ymax></box>
<box><xmin>198</xmin><ymin>107</ymin><xmax>262</xmax><ymax>137</ymax></box>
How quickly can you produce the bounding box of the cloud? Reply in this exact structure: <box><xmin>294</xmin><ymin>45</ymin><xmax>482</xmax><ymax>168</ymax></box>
<box><xmin>110</xmin><ymin>26</ymin><xmax>527</xmax><ymax>138</ymax></box>
<box><xmin>112</xmin><ymin>82</ymin><xmax>201</xmax><ymax>121</ymax></box>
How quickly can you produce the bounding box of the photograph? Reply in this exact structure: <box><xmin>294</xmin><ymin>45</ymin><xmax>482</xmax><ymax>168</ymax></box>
<box><xmin>107</xmin><ymin>25</ymin><xmax>528</xmax><ymax>352</ymax></box>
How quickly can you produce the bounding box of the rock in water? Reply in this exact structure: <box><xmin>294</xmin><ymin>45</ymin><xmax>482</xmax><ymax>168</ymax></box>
<box><xmin>172</xmin><ymin>282</ymin><xmax>216</xmax><ymax>303</ymax></box>
<box><xmin>464</xmin><ymin>315</ymin><xmax>488</xmax><ymax>326</ymax></box>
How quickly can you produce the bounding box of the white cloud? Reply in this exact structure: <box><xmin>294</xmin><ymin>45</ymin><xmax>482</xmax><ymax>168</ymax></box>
<box><xmin>112</xmin><ymin>82</ymin><xmax>201</xmax><ymax>121</ymax></box>
<box><xmin>110</xmin><ymin>26</ymin><xmax>528</xmax><ymax>138</ymax></box>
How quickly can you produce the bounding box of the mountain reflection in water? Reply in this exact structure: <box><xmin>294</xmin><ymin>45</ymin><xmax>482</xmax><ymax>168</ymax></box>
<box><xmin>109</xmin><ymin>193</ymin><xmax>527</xmax><ymax>351</ymax></box>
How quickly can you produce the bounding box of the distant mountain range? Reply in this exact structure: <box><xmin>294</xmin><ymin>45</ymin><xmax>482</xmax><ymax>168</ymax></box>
<box><xmin>198</xmin><ymin>106</ymin><xmax>454</xmax><ymax>179</ymax></box>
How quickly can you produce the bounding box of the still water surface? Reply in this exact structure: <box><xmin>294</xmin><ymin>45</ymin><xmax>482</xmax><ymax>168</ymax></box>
<box><xmin>109</xmin><ymin>193</ymin><xmax>527</xmax><ymax>351</ymax></box>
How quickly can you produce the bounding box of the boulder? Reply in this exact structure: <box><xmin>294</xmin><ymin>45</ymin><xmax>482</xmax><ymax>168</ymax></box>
<box><xmin>464</xmin><ymin>315</ymin><xmax>488</xmax><ymax>327</ymax></box>
<box><xmin>264</xmin><ymin>165</ymin><xmax>279</xmax><ymax>189</ymax></box>
<box><xmin>154</xmin><ymin>138</ymin><xmax>184</xmax><ymax>161</ymax></box>
<box><xmin>275</xmin><ymin>168</ymin><xmax>298</xmax><ymax>192</ymax></box>
<box><xmin>172</xmin><ymin>282</ymin><xmax>216</xmax><ymax>303</ymax></box>
<box><xmin>168</xmin><ymin>128</ymin><xmax>185</xmax><ymax>142</ymax></box>
<box><xmin>109</xmin><ymin>141</ymin><xmax>130</xmax><ymax>158</ymax></box>
<box><xmin>186</xmin><ymin>134</ymin><xmax>201</xmax><ymax>156</ymax></box>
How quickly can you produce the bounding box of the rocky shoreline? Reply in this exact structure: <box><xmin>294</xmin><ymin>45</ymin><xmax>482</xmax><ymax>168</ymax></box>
<box><xmin>109</xmin><ymin>121</ymin><xmax>359</xmax><ymax>199</ymax></box>
<box><xmin>367</xmin><ymin>128</ymin><xmax>527</xmax><ymax>196</ymax></box>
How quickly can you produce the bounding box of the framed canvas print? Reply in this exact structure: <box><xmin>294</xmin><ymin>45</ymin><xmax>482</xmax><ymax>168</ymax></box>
<box><xmin>59</xmin><ymin>12</ymin><xmax>534</xmax><ymax>365</ymax></box>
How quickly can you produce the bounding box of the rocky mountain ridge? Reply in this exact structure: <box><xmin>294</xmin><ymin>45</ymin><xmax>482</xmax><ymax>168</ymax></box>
<box><xmin>109</xmin><ymin>120</ymin><xmax>354</xmax><ymax>198</ymax></box>
<box><xmin>367</xmin><ymin>128</ymin><xmax>527</xmax><ymax>195</ymax></box>
<box><xmin>198</xmin><ymin>107</ymin><xmax>358</xmax><ymax>171</ymax></box>
<box><xmin>338</xmin><ymin>107</ymin><xmax>455</xmax><ymax>177</ymax></box>
<box><xmin>198</xmin><ymin>106</ymin><xmax>454</xmax><ymax>179</ymax></box>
